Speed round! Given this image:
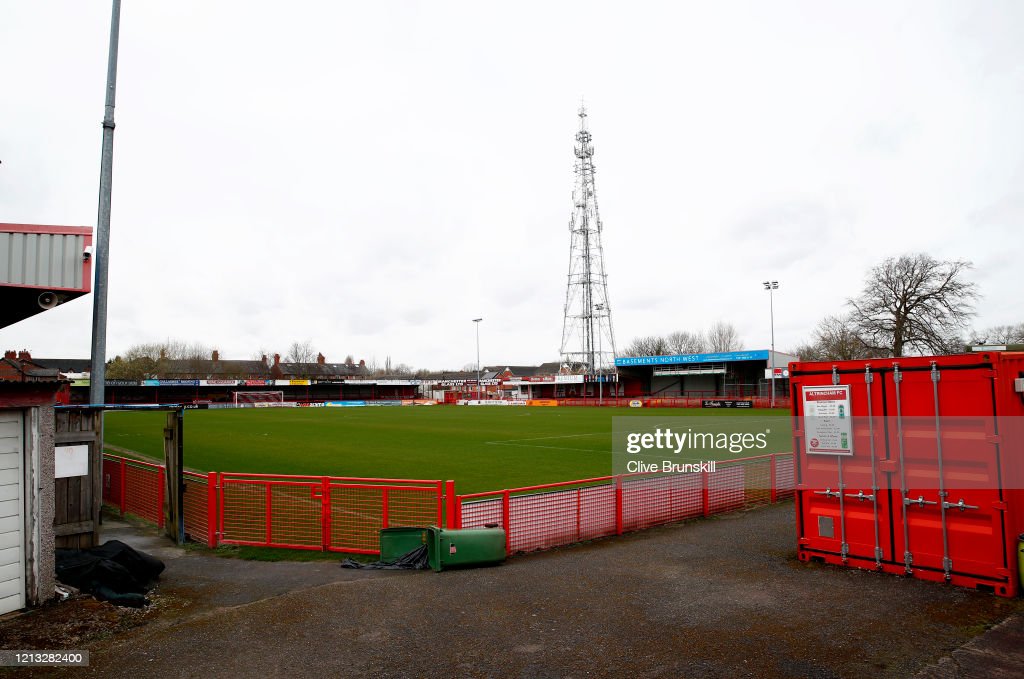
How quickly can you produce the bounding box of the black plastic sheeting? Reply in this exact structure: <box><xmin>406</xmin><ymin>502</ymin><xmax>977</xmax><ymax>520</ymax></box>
<box><xmin>340</xmin><ymin>545</ymin><xmax>429</xmax><ymax>570</ymax></box>
<box><xmin>55</xmin><ymin>540</ymin><xmax>165</xmax><ymax>608</ymax></box>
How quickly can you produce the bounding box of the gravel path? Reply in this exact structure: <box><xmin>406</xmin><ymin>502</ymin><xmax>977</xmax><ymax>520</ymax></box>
<box><xmin>12</xmin><ymin>503</ymin><xmax>1023</xmax><ymax>678</ymax></box>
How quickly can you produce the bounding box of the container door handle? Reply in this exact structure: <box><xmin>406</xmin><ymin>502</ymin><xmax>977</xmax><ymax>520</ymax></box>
<box><xmin>814</xmin><ymin>488</ymin><xmax>841</xmax><ymax>499</ymax></box>
<box><xmin>844</xmin><ymin>490</ymin><xmax>875</xmax><ymax>502</ymax></box>
<box><xmin>903</xmin><ymin>495</ymin><xmax>937</xmax><ymax>508</ymax></box>
<box><xmin>942</xmin><ymin>498</ymin><xmax>979</xmax><ymax>512</ymax></box>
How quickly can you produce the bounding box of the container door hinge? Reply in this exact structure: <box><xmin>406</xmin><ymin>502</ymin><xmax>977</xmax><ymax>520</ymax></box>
<box><xmin>986</xmin><ymin>434</ymin><xmax>1003</xmax><ymax>445</ymax></box>
<box><xmin>878</xmin><ymin>459</ymin><xmax>898</xmax><ymax>474</ymax></box>
<box><xmin>991</xmin><ymin>501</ymin><xmax>1007</xmax><ymax>511</ymax></box>
<box><xmin>798</xmin><ymin>537</ymin><xmax>812</xmax><ymax>545</ymax></box>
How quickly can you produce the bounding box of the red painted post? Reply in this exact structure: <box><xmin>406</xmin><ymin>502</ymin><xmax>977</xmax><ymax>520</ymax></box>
<box><xmin>206</xmin><ymin>471</ymin><xmax>217</xmax><ymax>548</ymax></box>
<box><xmin>119</xmin><ymin>457</ymin><xmax>127</xmax><ymax>516</ymax></box>
<box><xmin>444</xmin><ymin>481</ymin><xmax>456</xmax><ymax>528</ymax></box>
<box><xmin>217</xmin><ymin>473</ymin><xmax>225</xmax><ymax>546</ymax></box>
<box><xmin>455</xmin><ymin>493</ymin><xmax>463</xmax><ymax>529</ymax></box>
<box><xmin>382</xmin><ymin>488</ymin><xmax>390</xmax><ymax>529</ymax></box>
<box><xmin>614</xmin><ymin>476</ymin><xmax>623</xmax><ymax>535</ymax></box>
<box><xmin>436</xmin><ymin>481</ymin><xmax>443</xmax><ymax>527</ymax></box>
<box><xmin>702</xmin><ymin>470</ymin><xmax>710</xmax><ymax>517</ymax></box>
<box><xmin>769</xmin><ymin>454</ymin><xmax>777</xmax><ymax>504</ymax></box>
<box><xmin>157</xmin><ymin>466</ymin><xmax>165</xmax><ymax>528</ymax></box>
<box><xmin>265</xmin><ymin>481</ymin><xmax>273</xmax><ymax>546</ymax></box>
<box><xmin>502</xmin><ymin>490</ymin><xmax>511</xmax><ymax>553</ymax></box>
<box><xmin>321</xmin><ymin>477</ymin><xmax>331</xmax><ymax>550</ymax></box>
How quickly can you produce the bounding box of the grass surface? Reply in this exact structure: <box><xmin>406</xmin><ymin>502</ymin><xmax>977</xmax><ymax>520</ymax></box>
<box><xmin>103</xmin><ymin>406</ymin><xmax>791</xmax><ymax>494</ymax></box>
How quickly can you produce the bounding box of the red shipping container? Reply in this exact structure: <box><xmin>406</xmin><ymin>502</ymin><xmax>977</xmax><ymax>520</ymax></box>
<box><xmin>790</xmin><ymin>351</ymin><xmax>1024</xmax><ymax>597</ymax></box>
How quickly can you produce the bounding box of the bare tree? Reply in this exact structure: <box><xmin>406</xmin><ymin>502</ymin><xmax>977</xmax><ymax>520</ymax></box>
<box><xmin>848</xmin><ymin>254</ymin><xmax>979</xmax><ymax>357</ymax></box>
<box><xmin>343</xmin><ymin>354</ymin><xmax>355</xmax><ymax>365</ymax></box>
<box><xmin>666</xmin><ymin>330</ymin><xmax>707</xmax><ymax>354</ymax></box>
<box><xmin>705</xmin><ymin>321</ymin><xmax>742</xmax><ymax>352</ymax></box>
<box><xmin>621</xmin><ymin>335</ymin><xmax>670</xmax><ymax>357</ymax></box>
<box><xmin>789</xmin><ymin>341</ymin><xmax>825</xmax><ymax>362</ymax></box>
<box><xmin>971</xmin><ymin>323</ymin><xmax>1024</xmax><ymax>345</ymax></box>
<box><xmin>106</xmin><ymin>339</ymin><xmax>215</xmax><ymax>378</ymax></box>
<box><xmin>791</xmin><ymin>314</ymin><xmax>882</xmax><ymax>361</ymax></box>
<box><xmin>285</xmin><ymin>340</ymin><xmax>317</xmax><ymax>364</ymax></box>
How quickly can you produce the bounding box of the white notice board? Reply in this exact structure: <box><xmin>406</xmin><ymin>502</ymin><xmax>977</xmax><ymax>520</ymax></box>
<box><xmin>55</xmin><ymin>444</ymin><xmax>89</xmax><ymax>478</ymax></box>
<box><xmin>802</xmin><ymin>385</ymin><xmax>853</xmax><ymax>456</ymax></box>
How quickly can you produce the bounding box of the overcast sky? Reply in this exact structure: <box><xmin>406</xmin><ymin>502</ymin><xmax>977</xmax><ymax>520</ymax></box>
<box><xmin>2</xmin><ymin>1</ymin><xmax>1022</xmax><ymax>369</ymax></box>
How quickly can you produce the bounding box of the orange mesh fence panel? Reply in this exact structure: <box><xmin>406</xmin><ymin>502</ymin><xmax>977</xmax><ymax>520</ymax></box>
<box><xmin>182</xmin><ymin>472</ymin><xmax>209</xmax><ymax>543</ymax></box>
<box><xmin>102</xmin><ymin>455</ymin><xmax>124</xmax><ymax>510</ymax></box>
<box><xmin>123</xmin><ymin>459</ymin><xmax>163</xmax><ymax>526</ymax></box>
<box><xmin>327</xmin><ymin>483</ymin><xmax>441</xmax><ymax>554</ymax></box>
<box><xmin>622</xmin><ymin>473</ymin><xmax>703</xmax><ymax>532</ymax></box>
<box><xmin>268</xmin><ymin>482</ymin><xmax>322</xmax><ymax>549</ymax></box>
<box><xmin>220</xmin><ymin>480</ymin><xmax>269</xmax><ymax>545</ymax></box>
<box><xmin>385</xmin><ymin>487</ymin><xmax>441</xmax><ymax>529</ymax></box>
<box><xmin>328</xmin><ymin>486</ymin><xmax>383</xmax><ymax>553</ymax></box>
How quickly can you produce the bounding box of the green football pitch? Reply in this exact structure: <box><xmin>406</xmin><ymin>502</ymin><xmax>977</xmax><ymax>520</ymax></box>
<box><xmin>103</xmin><ymin>406</ymin><xmax>792</xmax><ymax>494</ymax></box>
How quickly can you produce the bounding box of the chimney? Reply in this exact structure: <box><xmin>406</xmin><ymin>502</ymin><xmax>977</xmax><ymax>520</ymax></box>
<box><xmin>17</xmin><ymin>350</ymin><xmax>31</xmax><ymax>361</ymax></box>
<box><xmin>358</xmin><ymin>359</ymin><xmax>365</xmax><ymax>367</ymax></box>
<box><xmin>212</xmin><ymin>350</ymin><xmax>220</xmax><ymax>362</ymax></box>
<box><xmin>273</xmin><ymin>353</ymin><xmax>280</xmax><ymax>367</ymax></box>
<box><xmin>261</xmin><ymin>354</ymin><xmax>268</xmax><ymax>366</ymax></box>
<box><xmin>317</xmin><ymin>352</ymin><xmax>326</xmax><ymax>365</ymax></box>
<box><xmin>4</xmin><ymin>350</ymin><xmax>15</xmax><ymax>360</ymax></box>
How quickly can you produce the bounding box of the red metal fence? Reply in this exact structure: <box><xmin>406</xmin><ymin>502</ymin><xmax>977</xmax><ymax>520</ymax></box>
<box><xmin>557</xmin><ymin>396</ymin><xmax>792</xmax><ymax>409</ymax></box>
<box><xmin>456</xmin><ymin>454</ymin><xmax>794</xmax><ymax>555</ymax></box>
<box><xmin>102</xmin><ymin>453</ymin><xmax>794</xmax><ymax>556</ymax></box>
<box><xmin>102</xmin><ymin>455</ymin><xmax>445</xmax><ymax>554</ymax></box>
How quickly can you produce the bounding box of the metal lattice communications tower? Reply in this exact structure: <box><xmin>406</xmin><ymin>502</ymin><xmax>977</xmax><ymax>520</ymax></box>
<box><xmin>560</xmin><ymin>106</ymin><xmax>617</xmax><ymax>375</ymax></box>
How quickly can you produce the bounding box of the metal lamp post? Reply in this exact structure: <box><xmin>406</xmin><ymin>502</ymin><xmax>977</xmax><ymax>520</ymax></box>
<box><xmin>597</xmin><ymin>310</ymin><xmax>603</xmax><ymax>406</ymax></box>
<box><xmin>473</xmin><ymin>318</ymin><xmax>482</xmax><ymax>401</ymax></box>
<box><xmin>763</xmin><ymin>281</ymin><xmax>779</xmax><ymax>408</ymax></box>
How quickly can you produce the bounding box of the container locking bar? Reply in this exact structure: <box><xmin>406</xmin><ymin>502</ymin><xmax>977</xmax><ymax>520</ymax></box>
<box><xmin>942</xmin><ymin>498</ymin><xmax>979</xmax><ymax>512</ymax></box>
<box><xmin>865</xmin><ymin>365</ymin><xmax>882</xmax><ymax>568</ymax></box>
<box><xmin>893</xmin><ymin>364</ymin><xmax>913</xmax><ymax>574</ymax></box>
<box><xmin>931</xmin><ymin>361</ymin><xmax>952</xmax><ymax>582</ymax></box>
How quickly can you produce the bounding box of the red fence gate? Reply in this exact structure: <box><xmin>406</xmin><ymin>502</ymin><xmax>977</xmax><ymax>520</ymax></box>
<box><xmin>102</xmin><ymin>455</ymin><xmax>445</xmax><ymax>554</ymax></box>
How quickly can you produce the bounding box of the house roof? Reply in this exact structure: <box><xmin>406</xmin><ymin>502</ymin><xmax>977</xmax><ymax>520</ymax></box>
<box><xmin>161</xmin><ymin>359</ymin><xmax>271</xmax><ymax>378</ymax></box>
<box><xmin>32</xmin><ymin>357</ymin><xmax>92</xmax><ymax>374</ymax></box>
<box><xmin>276</xmin><ymin>362</ymin><xmax>369</xmax><ymax>378</ymax></box>
<box><xmin>0</xmin><ymin>352</ymin><xmax>64</xmax><ymax>383</ymax></box>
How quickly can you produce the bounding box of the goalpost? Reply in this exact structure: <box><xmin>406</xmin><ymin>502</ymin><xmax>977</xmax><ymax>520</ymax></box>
<box><xmin>232</xmin><ymin>390</ymin><xmax>286</xmax><ymax>407</ymax></box>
